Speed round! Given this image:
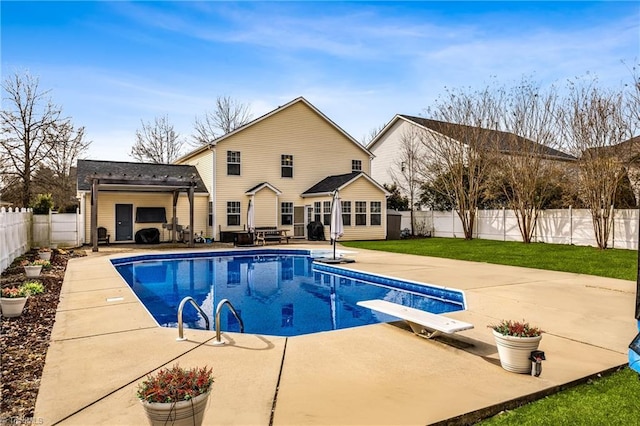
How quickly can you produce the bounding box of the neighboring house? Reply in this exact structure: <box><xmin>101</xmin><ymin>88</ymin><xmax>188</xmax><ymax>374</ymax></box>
<box><xmin>175</xmin><ymin>97</ymin><xmax>388</xmax><ymax>242</ymax></box>
<box><xmin>589</xmin><ymin>135</ymin><xmax>640</xmax><ymax>204</ymax></box>
<box><xmin>76</xmin><ymin>160</ymin><xmax>209</xmax><ymax>247</ymax></box>
<box><xmin>368</xmin><ymin>114</ymin><xmax>576</xmax><ymax>198</ymax></box>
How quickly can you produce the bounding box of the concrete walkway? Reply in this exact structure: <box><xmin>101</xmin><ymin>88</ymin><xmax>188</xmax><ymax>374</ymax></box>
<box><xmin>34</xmin><ymin>245</ymin><xmax>637</xmax><ymax>425</ymax></box>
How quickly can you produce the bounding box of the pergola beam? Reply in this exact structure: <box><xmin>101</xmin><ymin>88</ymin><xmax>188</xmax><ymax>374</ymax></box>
<box><xmin>87</xmin><ymin>174</ymin><xmax>200</xmax><ymax>252</ymax></box>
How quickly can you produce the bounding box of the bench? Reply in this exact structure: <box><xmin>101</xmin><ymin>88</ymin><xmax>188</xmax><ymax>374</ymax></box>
<box><xmin>356</xmin><ymin>299</ymin><xmax>474</xmax><ymax>339</ymax></box>
<box><xmin>254</xmin><ymin>227</ymin><xmax>289</xmax><ymax>245</ymax></box>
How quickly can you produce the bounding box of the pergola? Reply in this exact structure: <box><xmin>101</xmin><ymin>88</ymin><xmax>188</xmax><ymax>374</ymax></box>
<box><xmin>88</xmin><ymin>173</ymin><xmax>199</xmax><ymax>252</ymax></box>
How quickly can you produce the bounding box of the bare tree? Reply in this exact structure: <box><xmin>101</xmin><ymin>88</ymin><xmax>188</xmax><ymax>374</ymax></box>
<box><xmin>42</xmin><ymin>121</ymin><xmax>90</xmax><ymax>208</ymax></box>
<box><xmin>1</xmin><ymin>71</ymin><xmax>61</xmax><ymax>207</ymax></box>
<box><xmin>421</xmin><ymin>85</ymin><xmax>500</xmax><ymax>239</ymax></box>
<box><xmin>560</xmin><ymin>77</ymin><xmax>634</xmax><ymax>249</ymax></box>
<box><xmin>131</xmin><ymin>115</ymin><xmax>184</xmax><ymax>164</ymax></box>
<box><xmin>361</xmin><ymin>123</ymin><xmax>386</xmax><ymax>145</ymax></box>
<box><xmin>494</xmin><ymin>78</ymin><xmax>569</xmax><ymax>243</ymax></box>
<box><xmin>192</xmin><ymin>96</ymin><xmax>252</xmax><ymax>146</ymax></box>
<box><xmin>388</xmin><ymin>125</ymin><xmax>426</xmax><ymax>235</ymax></box>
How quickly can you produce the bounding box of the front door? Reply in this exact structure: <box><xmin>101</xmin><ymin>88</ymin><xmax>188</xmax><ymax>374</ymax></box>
<box><xmin>115</xmin><ymin>204</ymin><xmax>133</xmax><ymax>241</ymax></box>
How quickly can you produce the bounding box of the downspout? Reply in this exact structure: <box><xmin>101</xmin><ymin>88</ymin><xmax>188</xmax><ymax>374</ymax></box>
<box><xmin>210</xmin><ymin>145</ymin><xmax>217</xmax><ymax>241</ymax></box>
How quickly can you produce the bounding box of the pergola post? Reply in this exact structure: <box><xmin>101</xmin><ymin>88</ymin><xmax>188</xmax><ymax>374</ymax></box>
<box><xmin>188</xmin><ymin>185</ymin><xmax>195</xmax><ymax>248</ymax></box>
<box><xmin>91</xmin><ymin>178</ymin><xmax>99</xmax><ymax>252</ymax></box>
<box><xmin>172</xmin><ymin>191</ymin><xmax>179</xmax><ymax>243</ymax></box>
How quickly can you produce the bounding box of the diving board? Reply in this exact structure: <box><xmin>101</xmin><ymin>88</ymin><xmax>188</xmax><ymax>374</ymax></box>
<box><xmin>357</xmin><ymin>299</ymin><xmax>474</xmax><ymax>339</ymax></box>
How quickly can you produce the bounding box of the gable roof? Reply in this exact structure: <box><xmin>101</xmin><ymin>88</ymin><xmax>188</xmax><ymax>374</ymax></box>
<box><xmin>302</xmin><ymin>172</ymin><xmax>389</xmax><ymax>197</ymax></box>
<box><xmin>76</xmin><ymin>160</ymin><xmax>208</xmax><ymax>193</ymax></box>
<box><xmin>368</xmin><ymin>114</ymin><xmax>576</xmax><ymax>161</ymax></box>
<box><xmin>176</xmin><ymin>97</ymin><xmax>373</xmax><ymax>163</ymax></box>
<box><xmin>245</xmin><ymin>182</ymin><xmax>282</xmax><ymax>195</ymax></box>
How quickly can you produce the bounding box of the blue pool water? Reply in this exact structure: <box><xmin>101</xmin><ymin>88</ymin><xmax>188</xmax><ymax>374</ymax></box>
<box><xmin>112</xmin><ymin>249</ymin><xmax>466</xmax><ymax>337</ymax></box>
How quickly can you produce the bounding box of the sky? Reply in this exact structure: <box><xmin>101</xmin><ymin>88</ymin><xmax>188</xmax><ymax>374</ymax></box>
<box><xmin>2</xmin><ymin>1</ymin><xmax>639</xmax><ymax>162</ymax></box>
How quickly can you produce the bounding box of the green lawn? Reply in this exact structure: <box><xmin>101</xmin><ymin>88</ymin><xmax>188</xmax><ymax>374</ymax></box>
<box><xmin>342</xmin><ymin>238</ymin><xmax>638</xmax><ymax>281</ymax></box>
<box><xmin>341</xmin><ymin>237</ymin><xmax>640</xmax><ymax>425</ymax></box>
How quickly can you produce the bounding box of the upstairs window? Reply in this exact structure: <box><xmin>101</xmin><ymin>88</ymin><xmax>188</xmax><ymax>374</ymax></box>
<box><xmin>281</xmin><ymin>155</ymin><xmax>294</xmax><ymax>178</ymax></box>
<box><xmin>355</xmin><ymin>201</ymin><xmax>367</xmax><ymax>226</ymax></box>
<box><xmin>227</xmin><ymin>201</ymin><xmax>240</xmax><ymax>226</ymax></box>
<box><xmin>352</xmin><ymin>159</ymin><xmax>362</xmax><ymax>172</ymax></box>
<box><xmin>370</xmin><ymin>201</ymin><xmax>382</xmax><ymax>226</ymax></box>
<box><xmin>227</xmin><ymin>151</ymin><xmax>241</xmax><ymax>175</ymax></box>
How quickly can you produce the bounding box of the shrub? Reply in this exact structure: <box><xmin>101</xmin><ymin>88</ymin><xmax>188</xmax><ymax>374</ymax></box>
<box><xmin>31</xmin><ymin>193</ymin><xmax>54</xmax><ymax>214</ymax></box>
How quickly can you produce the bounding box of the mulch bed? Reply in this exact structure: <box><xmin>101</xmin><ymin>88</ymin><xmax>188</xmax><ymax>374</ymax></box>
<box><xmin>1</xmin><ymin>248</ymin><xmax>86</xmax><ymax>423</ymax></box>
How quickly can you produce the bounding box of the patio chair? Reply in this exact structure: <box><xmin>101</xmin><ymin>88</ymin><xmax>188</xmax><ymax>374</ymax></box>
<box><xmin>97</xmin><ymin>227</ymin><xmax>110</xmax><ymax>245</ymax></box>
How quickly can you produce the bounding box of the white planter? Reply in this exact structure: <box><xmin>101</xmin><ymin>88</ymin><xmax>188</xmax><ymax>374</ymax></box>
<box><xmin>0</xmin><ymin>297</ymin><xmax>28</xmax><ymax>318</ymax></box>
<box><xmin>140</xmin><ymin>390</ymin><xmax>210</xmax><ymax>426</ymax></box>
<box><xmin>38</xmin><ymin>251</ymin><xmax>51</xmax><ymax>261</ymax></box>
<box><xmin>24</xmin><ymin>265</ymin><xmax>43</xmax><ymax>278</ymax></box>
<box><xmin>493</xmin><ymin>330</ymin><xmax>542</xmax><ymax>374</ymax></box>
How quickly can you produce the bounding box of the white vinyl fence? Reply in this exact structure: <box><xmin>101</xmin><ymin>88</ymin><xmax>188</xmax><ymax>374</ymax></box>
<box><xmin>32</xmin><ymin>210</ymin><xmax>83</xmax><ymax>249</ymax></box>
<box><xmin>0</xmin><ymin>207</ymin><xmax>32</xmax><ymax>273</ymax></box>
<box><xmin>402</xmin><ymin>208</ymin><xmax>640</xmax><ymax>250</ymax></box>
<box><xmin>1</xmin><ymin>208</ymin><xmax>83</xmax><ymax>274</ymax></box>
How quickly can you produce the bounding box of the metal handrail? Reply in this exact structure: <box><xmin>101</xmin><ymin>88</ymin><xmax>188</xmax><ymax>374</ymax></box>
<box><xmin>214</xmin><ymin>298</ymin><xmax>245</xmax><ymax>345</ymax></box>
<box><xmin>176</xmin><ymin>296</ymin><xmax>210</xmax><ymax>341</ymax></box>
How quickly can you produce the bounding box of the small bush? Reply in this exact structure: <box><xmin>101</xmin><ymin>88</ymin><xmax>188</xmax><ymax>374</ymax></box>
<box><xmin>21</xmin><ymin>280</ymin><xmax>45</xmax><ymax>296</ymax></box>
<box><xmin>31</xmin><ymin>194</ymin><xmax>54</xmax><ymax>214</ymax></box>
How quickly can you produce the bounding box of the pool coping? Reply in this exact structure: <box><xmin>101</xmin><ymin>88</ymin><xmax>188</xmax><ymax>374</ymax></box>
<box><xmin>34</xmin><ymin>244</ymin><xmax>636</xmax><ymax>425</ymax></box>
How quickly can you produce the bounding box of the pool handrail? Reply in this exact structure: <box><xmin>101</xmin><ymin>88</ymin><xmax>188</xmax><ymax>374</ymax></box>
<box><xmin>176</xmin><ymin>296</ymin><xmax>211</xmax><ymax>341</ymax></box>
<box><xmin>213</xmin><ymin>298</ymin><xmax>245</xmax><ymax>345</ymax></box>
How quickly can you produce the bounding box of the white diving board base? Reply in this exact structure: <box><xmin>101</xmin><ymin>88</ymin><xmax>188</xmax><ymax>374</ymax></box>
<box><xmin>357</xmin><ymin>299</ymin><xmax>474</xmax><ymax>339</ymax></box>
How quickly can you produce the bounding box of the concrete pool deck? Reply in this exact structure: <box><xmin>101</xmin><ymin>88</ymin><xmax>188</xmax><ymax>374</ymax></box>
<box><xmin>33</xmin><ymin>244</ymin><xmax>637</xmax><ymax>425</ymax></box>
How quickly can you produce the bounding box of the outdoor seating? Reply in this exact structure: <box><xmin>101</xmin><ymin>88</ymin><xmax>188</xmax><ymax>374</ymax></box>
<box><xmin>254</xmin><ymin>227</ymin><xmax>289</xmax><ymax>245</ymax></box>
<box><xmin>97</xmin><ymin>227</ymin><xmax>110</xmax><ymax>245</ymax></box>
<box><xmin>356</xmin><ymin>299</ymin><xmax>474</xmax><ymax>339</ymax></box>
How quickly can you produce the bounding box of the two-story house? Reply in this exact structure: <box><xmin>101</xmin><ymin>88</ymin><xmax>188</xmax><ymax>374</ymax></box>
<box><xmin>77</xmin><ymin>97</ymin><xmax>388</xmax><ymax>247</ymax></box>
<box><xmin>175</xmin><ymin>97</ymin><xmax>388</xmax><ymax>242</ymax></box>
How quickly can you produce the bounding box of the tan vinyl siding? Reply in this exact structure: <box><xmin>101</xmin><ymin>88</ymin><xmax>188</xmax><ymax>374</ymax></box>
<box><xmin>214</xmin><ymin>101</ymin><xmax>375</xmax><ymax>239</ymax></box>
<box><xmin>253</xmin><ymin>190</ymin><xmax>278</xmax><ymax>228</ymax></box>
<box><xmin>180</xmin><ymin>150</ymin><xmax>214</xmax><ymax>194</ymax></box>
<box><xmin>336</xmin><ymin>178</ymin><xmax>386</xmax><ymax>240</ymax></box>
<box><xmin>306</xmin><ymin>177</ymin><xmax>386</xmax><ymax>241</ymax></box>
<box><xmin>82</xmin><ymin>192</ymin><xmax>208</xmax><ymax>243</ymax></box>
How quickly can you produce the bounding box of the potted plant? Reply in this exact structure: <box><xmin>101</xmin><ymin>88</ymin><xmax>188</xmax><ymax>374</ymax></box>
<box><xmin>137</xmin><ymin>364</ymin><xmax>214</xmax><ymax>426</ymax></box>
<box><xmin>38</xmin><ymin>247</ymin><xmax>52</xmax><ymax>261</ymax></box>
<box><xmin>21</xmin><ymin>259</ymin><xmax>50</xmax><ymax>278</ymax></box>
<box><xmin>490</xmin><ymin>319</ymin><xmax>543</xmax><ymax>374</ymax></box>
<box><xmin>1</xmin><ymin>285</ymin><xmax>30</xmax><ymax>318</ymax></box>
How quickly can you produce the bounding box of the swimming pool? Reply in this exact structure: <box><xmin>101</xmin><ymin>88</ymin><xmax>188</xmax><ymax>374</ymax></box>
<box><xmin>112</xmin><ymin>249</ymin><xmax>467</xmax><ymax>337</ymax></box>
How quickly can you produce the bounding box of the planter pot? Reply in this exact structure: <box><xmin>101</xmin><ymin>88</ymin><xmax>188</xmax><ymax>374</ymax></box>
<box><xmin>24</xmin><ymin>265</ymin><xmax>43</xmax><ymax>278</ymax></box>
<box><xmin>0</xmin><ymin>297</ymin><xmax>28</xmax><ymax>318</ymax></box>
<box><xmin>38</xmin><ymin>251</ymin><xmax>51</xmax><ymax>261</ymax></box>
<box><xmin>140</xmin><ymin>391</ymin><xmax>210</xmax><ymax>426</ymax></box>
<box><xmin>493</xmin><ymin>330</ymin><xmax>542</xmax><ymax>374</ymax></box>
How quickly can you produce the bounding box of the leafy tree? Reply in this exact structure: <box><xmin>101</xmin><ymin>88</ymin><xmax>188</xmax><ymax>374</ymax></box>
<box><xmin>384</xmin><ymin>183</ymin><xmax>409</xmax><ymax>211</ymax></box>
<box><xmin>31</xmin><ymin>193</ymin><xmax>54</xmax><ymax>214</ymax></box>
<box><xmin>131</xmin><ymin>115</ymin><xmax>184</xmax><ymax>164</ymax></box>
